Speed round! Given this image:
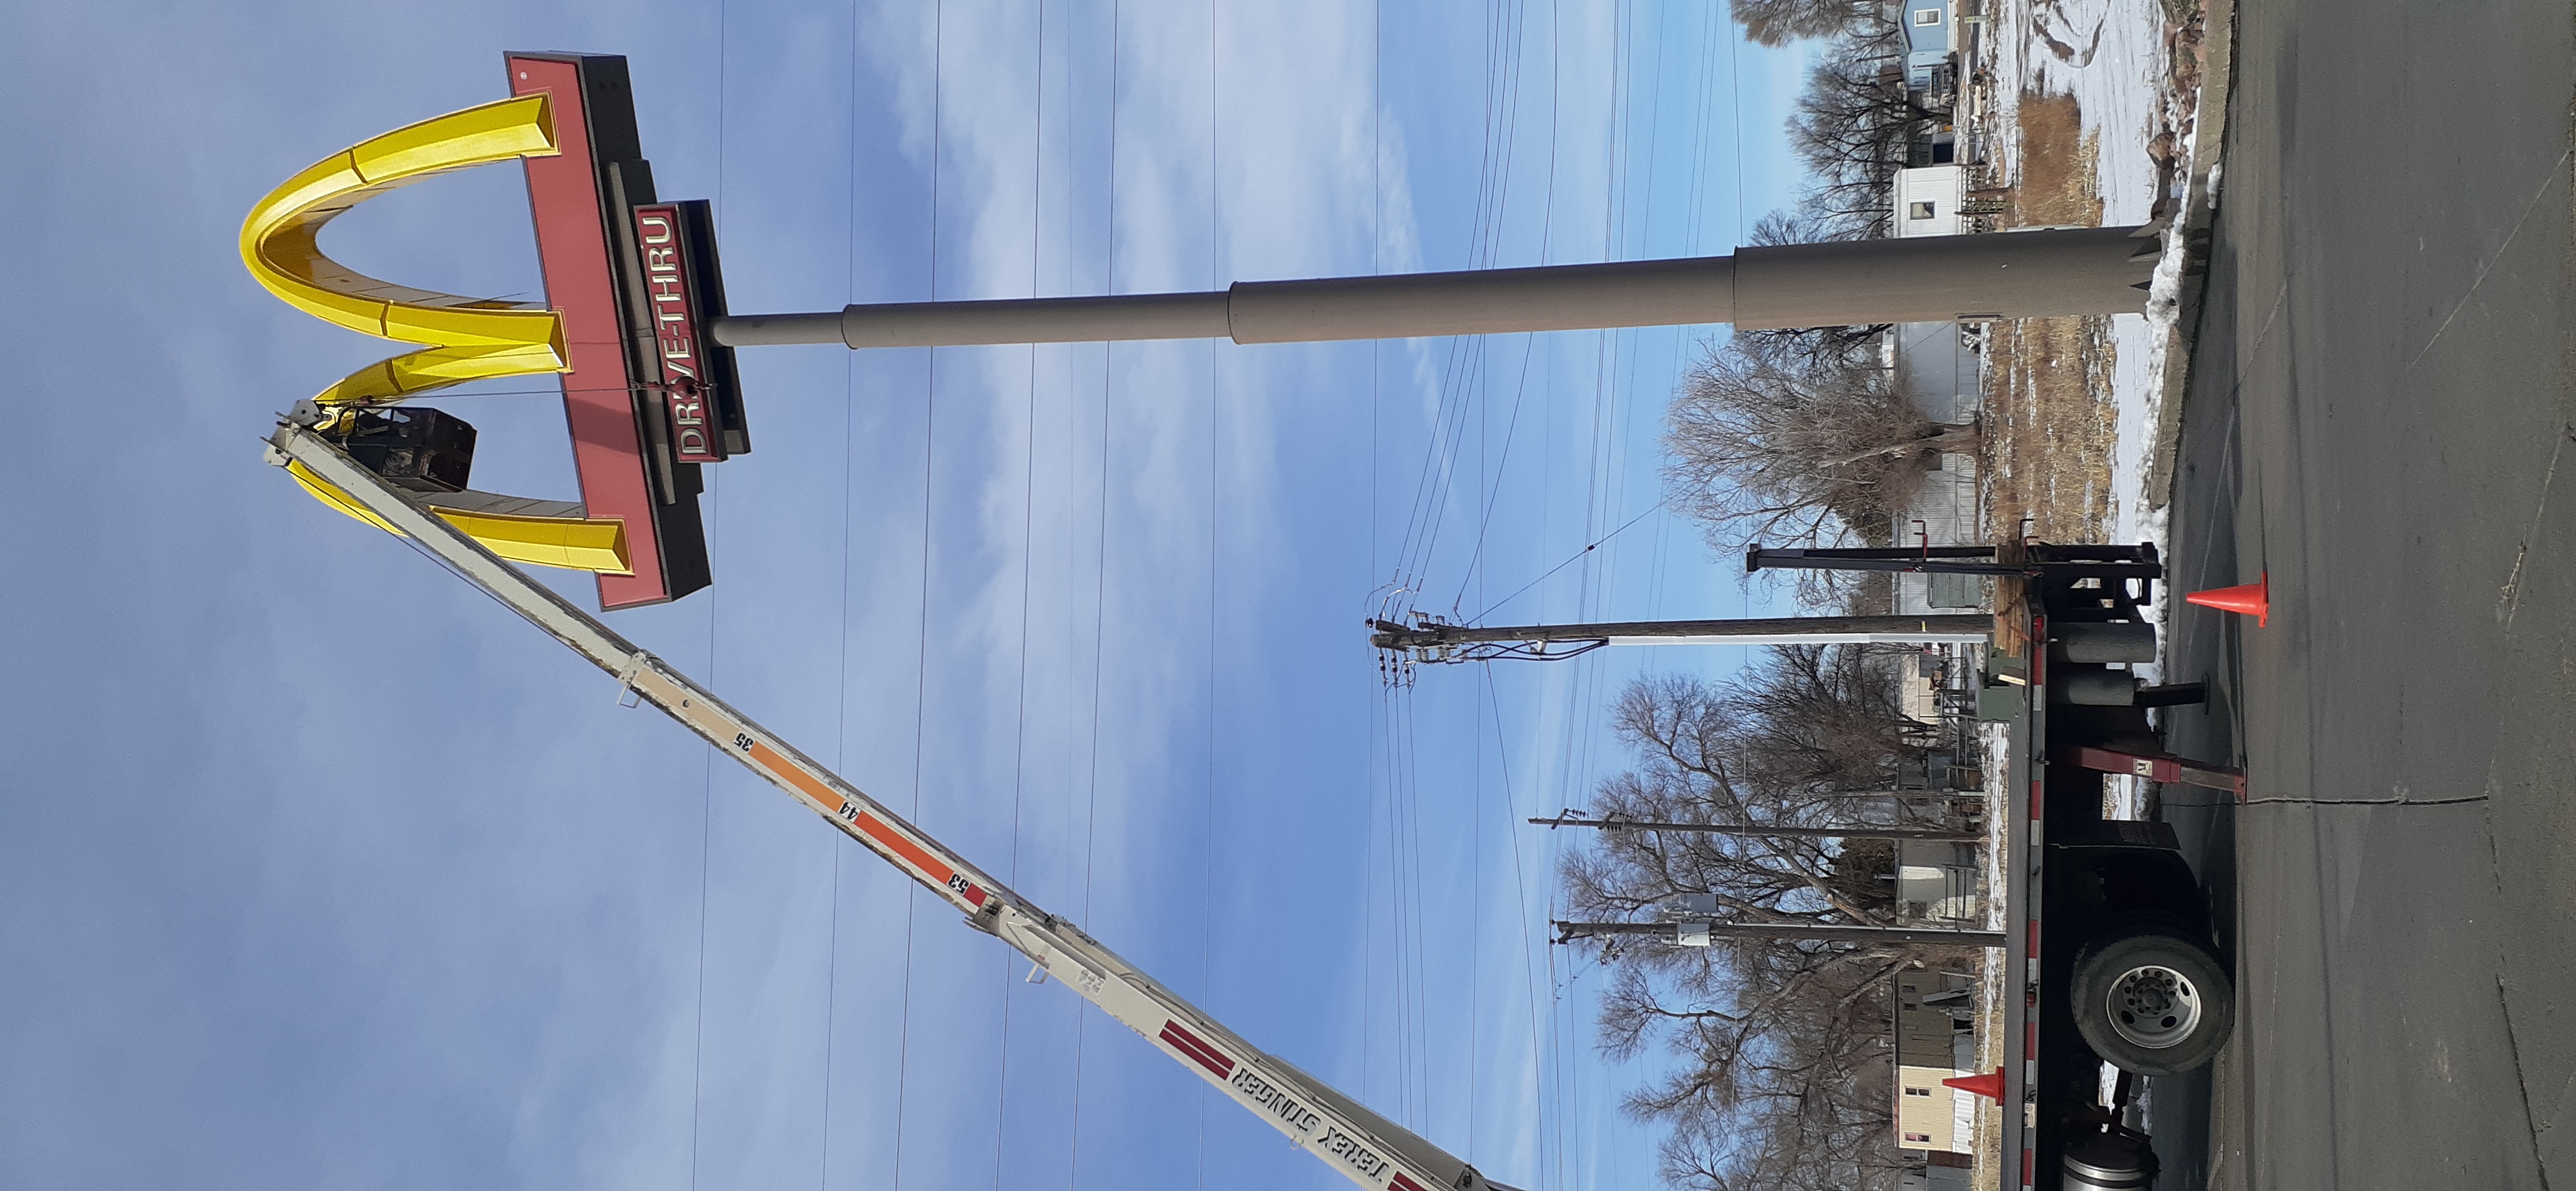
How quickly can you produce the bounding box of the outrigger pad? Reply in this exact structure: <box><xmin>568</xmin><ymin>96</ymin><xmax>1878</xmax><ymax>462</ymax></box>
<box><xmin>508</xmin><ymin>52</ymin><xmax>748</xmax><ymax>609</ymax></box>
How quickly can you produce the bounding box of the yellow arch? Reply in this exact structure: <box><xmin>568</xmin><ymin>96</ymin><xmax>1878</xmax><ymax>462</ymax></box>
<box><xmin>240</xmin><ymin>93</ymin><xmax>570</xmax><ymax>401</ymax></box>
<box><xmin>284</xmin><ymin>461</ymin><xmax>632</xmax><ymax>575</ymax></box>
<box><xmin>244</xmin><ymin>95</ymin><xmax>633</xmax><ymax>574</ymax></box>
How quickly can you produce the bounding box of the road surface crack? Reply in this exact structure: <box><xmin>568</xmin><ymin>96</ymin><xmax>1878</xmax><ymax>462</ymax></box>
<box><xmin>2500</xmin><ymin>424</ymin><xmax>2576</xmax><ymax>629</ymax></box>
<box><xmin>2238</xmin><ymin>793</ymin><xmax>2487</xmax><ymax>806</ymax></box>
<box><xmin>2408</xmin><ymin>147</ymin><xmax>2576</xmax><ymax>377</ymax></box>
<box><xmin>2488</xmin><ymin>777</ymin><xmax>2555</xmax><ymax>1189</ymax></box>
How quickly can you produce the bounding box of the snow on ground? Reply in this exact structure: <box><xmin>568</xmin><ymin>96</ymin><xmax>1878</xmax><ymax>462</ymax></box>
<box><xmin>1972</xmin><ymin>717</ymin><xmax>2014</xmax><ymax>1187</ymax></box>
<box><xmin>2019</xmin><ymin>0</ymin><xmax>2173</xmax><ymax>224</ymax></box>
<box><xmin>1984</xmin><ymin>0</ymin><xmax>2192</xmax><ymax>686</ymax></box>
<box><xmin>1981</xmin><ymin>720</ymin><xmax>2012</xmax><ymax>932</ymax></box>
<box><xmin>2007</xmin><ymin>0</ymin><xmax>2178</xmax><ymax>551</ymax></box>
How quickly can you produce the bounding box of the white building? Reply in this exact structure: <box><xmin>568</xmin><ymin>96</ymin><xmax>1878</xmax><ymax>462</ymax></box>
<box><xmin>1885</xmin><ymin>321</ymin><xmax>1986</xmax><ymax>614</ymax></box>
<box><xmin>1897</xmin><ymin>838</ymin><xmax>1982</xmax><ymax>923</ymax></box>
<box><xmin>1893</xmin><ymin>165</ymin><xmax>1968</xmax><ymax>237</ymax></box>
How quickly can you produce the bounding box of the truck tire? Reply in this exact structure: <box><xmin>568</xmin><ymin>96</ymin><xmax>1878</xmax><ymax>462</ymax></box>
<box><xmin>2070</xmin><ymin>918</ymin><xmax>2235</xmax><ymax>1076</ymax></box>
<box><xmin>2061</xmin><ymin>1133</ymin><xmax>2158</xmax><ymax>1189</ymax></box>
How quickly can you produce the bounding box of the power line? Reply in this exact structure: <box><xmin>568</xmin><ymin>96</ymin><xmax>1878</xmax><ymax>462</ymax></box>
<box><xmin>688</xmin><ymin>6</ymin><xmax>729</xmax><ymax>1189</ymax></box>
<box><xmin>1068</xmin><ymin>7</ymin><xmax>1119</xmax><ymax>1189</ymax></box>
<box><xmin>892</xmin><ymin>7</ymin><xmax>945</xmax><ymax>1190</ymax></box>
<box><xmin>1465</xmin><ymin>498</ymin><xmax>1666</xmax><ymax>625</ymax></box>
<box><xmin>819</xmin><ymin>1</ymin><xmax>865</xmax><ymax>1183</ymax></box>
<box><xmin>1200</xmin><ymin>6</ymin><xmax>1219</xmax><ymax>1191</ymax></box>
<box><xmin>995</xmin><ymin>6</ymin><xmax>1048</xmax><ymax>1187</ymax></box>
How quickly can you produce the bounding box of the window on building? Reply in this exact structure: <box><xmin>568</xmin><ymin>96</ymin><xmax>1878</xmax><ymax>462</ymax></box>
<box><xmin>1915</xmin><ymin>7</ymin><xmax>1942</xmax><ymax>24</ymax></box>
<box><xmin>1905</xmin><ymin>1087</ymin><xmax>1934</xmax><ymax>1097</ymax></box>
<box><xmin>1905</xmin><ymin>1132</ymin><xmax>1934</xmax><ymax>1144</ymax></box>
<box><xmin>1910</xmin><ymin>201</ymin><xmax>1938</xmax><ymax>220</ymax></box>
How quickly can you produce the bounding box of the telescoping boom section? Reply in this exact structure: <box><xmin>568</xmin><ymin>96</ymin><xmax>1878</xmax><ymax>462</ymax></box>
<box><xmin>265</xmin><ymin>418</ymin><xmax>1516</xmax><ymax>1191</ymax></box>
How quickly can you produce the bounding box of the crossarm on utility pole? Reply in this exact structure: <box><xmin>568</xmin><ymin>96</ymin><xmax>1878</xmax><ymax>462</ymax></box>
<box><xmin>712</xmin><ymin>227</ymin><xmax>2159</xmax><ymax>350</ymax></box>
<box><xmin>265</xmin><ymin>423</ymin><xmax>1516</xmax><ymax>1191</ymax></box>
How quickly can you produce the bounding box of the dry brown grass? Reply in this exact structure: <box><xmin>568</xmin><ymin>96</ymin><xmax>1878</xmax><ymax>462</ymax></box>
<box><xmin>1979</xmin><ymin>91</ymin><xmax>2117</xmax><ymax>544</ymax></box>
<box><xmin>2006</xmin><ymin>94</ymin><xmax>2104</xmax><ymax>228</ymax></box>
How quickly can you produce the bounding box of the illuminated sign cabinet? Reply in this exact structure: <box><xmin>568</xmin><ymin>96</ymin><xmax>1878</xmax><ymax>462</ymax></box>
<box><xmin>510</xmin><ymin>52</ymin><xmax>748</xmax><ymax>607</ymax></box>
<box><xmin>243</xmin><ymin>53</ymin><xmax>744</xmax><ymax>609</ymax></box>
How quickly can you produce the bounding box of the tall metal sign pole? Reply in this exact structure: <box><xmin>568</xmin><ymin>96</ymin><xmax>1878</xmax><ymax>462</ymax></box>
<box><xmin>710</xmin><ymin>225</ymin><xmax>2160</xmax><ymax>351</ymax></box>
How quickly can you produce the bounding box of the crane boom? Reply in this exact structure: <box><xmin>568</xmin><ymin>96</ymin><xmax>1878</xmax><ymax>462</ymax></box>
<box><xmin>266</xmin><ymin>418</ymin><xmax>1509</xmax><ymax>1191</ymax></box>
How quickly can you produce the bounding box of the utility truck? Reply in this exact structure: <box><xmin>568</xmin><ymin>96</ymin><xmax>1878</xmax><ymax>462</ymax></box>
<box><xmin>1743</xmin><ymin>544</ymin><xmax>2241</xmax><ymax>1190</ymax></box>
<box><xmin>1373</xmin><ymin>541</ymin><xmax>2244</xmax><ymax>1189</ymax></box>
<box><xmin>1998</xmin><ymin>546</ymin><xmax>2242</xmax><ymax>1190</ymax></box>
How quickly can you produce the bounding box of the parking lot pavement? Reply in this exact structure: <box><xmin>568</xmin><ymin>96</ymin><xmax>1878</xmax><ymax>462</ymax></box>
<box><xmin>2155</xmin><ymin>2</ymin><xmax>2575</xmax><ymax>1188</ymax></box>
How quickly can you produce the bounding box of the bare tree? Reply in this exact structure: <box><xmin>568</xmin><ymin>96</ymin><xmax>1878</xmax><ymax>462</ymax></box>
<box><xmin>1785</xmin><ymin>38</ymin><xmax>1943</xmax><ymax>244</ymax></box>
<box><xmin>1562</xmin><ymin>660</ymin><xmax>1947</xmax><ymax>947</ymax></box>
<box><xmin>1562</xmin><ymin>660</ymin><xmax>1969</xmax><ymax>1191</ymax></box>
<box><xmin>1732</xmin><ymin>13</ymin><xmax>1934</xmax><ymax>385</ymax></box>
<box><xmin>1719</xmin><ymin>646</ymin><xmax>1944</xmax><ymax>795</ymax></box>
<box><xmin>1646</xmin><ymin>951</ymin><xmax>1916</xmax><ymax>1191</ymax></box>
<box><xmin>1732</xmin><ymin>0</ymin><xmax>1885</xmax><ymax>47</ymax></box>
<box><xmin>1734</xmin><ymin>209</ymin><xmax>1893</xmax><ymax>373</ymax></box>
<box><xmin>1608</xmin><ymin>938</ymin><xmax>1912</xmax><ymax>1191</ymax></box>
<box><xmin>1664</xmin><ymin>344</ymin><xmax>1977</xmax><ymax>552</ymax></box>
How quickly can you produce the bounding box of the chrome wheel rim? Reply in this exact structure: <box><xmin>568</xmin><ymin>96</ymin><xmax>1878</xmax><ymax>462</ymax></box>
<box><xmin>2105</xmin><ymin>963</ymin><xmax>2202</xmax><ymax>1049</ymax></box>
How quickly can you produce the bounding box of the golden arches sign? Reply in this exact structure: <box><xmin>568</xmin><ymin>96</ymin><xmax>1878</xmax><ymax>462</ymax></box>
<box><xmin>242</xmin><ymin>94</ymin><xmax>631</xmax><ymax>576</ymax></box>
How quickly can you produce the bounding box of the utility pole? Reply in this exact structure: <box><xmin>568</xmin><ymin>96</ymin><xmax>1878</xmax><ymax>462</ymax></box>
<box><xmin>1526</xmin><ymin>812</ymin><xmax>1979</xmax><ymax>843</ymax></box>
<box><xmin>1553</xmin><ymin>920</ymin><xmax>2006</xmax><ymax>948</ymax></box>
<box><xmin>711</xmin><ymin>226</ymin><xmax>2159</xmax><ymax>351</ymax></box>
<box><xmin>1369</xmin><ymin>612</ymin><xmax>1991</xmax><ymax>663</ymax></box>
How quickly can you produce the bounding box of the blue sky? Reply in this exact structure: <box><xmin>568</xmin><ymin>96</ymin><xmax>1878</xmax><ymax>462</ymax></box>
<box><xmin>0</xmin><ymin>2</ymin><xmax>1808</xmax><ymax>1189</ymax></box>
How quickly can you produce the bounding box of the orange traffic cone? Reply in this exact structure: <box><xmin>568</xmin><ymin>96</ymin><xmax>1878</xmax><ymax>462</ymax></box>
<box><xmin>1942</xmin><ymin>1067</ymin><xmax>2005</xmax><ymax>1101</ymax></box>
<box><xmin>2185</xmin><ymin>571</ymin><xmax>2270</xmax><ymax>627</ymax></box>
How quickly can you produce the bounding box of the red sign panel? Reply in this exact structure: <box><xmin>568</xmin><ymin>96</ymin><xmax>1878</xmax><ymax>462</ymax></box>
<box><xmin>509</xmin><ymin>53</ymin><xmax>709</xmax><ymax>609</ymax></box>
<box><xmin>631</xmin><ymin>204</ymin><xmax>724</xmax><ymax>463</ymax></box>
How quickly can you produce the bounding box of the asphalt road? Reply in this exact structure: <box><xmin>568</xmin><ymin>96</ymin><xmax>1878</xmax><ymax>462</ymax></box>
<box><xmin>2152</xmin><ymin>2</ymin><xmax>2576</xmax><ymax>1188</ymax></box>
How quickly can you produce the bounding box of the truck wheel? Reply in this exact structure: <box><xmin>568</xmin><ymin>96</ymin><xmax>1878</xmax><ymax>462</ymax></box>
<box><xmin>2070</xmin><ymin>919</ymin><xmax>2235</xmax><ymax>1076</ymax></box>
<box><xmin>2061</xmin><ymin>1133</ymin><xmax>2158</xmax><ymax>1189</ymax></box>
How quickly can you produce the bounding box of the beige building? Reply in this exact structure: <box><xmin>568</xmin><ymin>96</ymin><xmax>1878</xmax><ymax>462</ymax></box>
<box><xmin>1894</xmin><ymin>967</ymin><xmax>1978</xmax><ymax>1154</ymax></box>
